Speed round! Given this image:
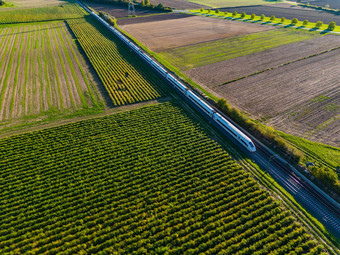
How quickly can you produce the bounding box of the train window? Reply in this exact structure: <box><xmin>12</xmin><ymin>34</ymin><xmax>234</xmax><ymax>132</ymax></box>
<box><xmin>249</xmin><ymin>142</ymin><xmax>254</xmax><ymax>147</ymax></box>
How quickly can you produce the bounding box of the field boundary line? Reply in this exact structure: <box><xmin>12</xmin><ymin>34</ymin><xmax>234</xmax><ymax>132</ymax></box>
<box><xmin>213</xmin><ymin>45</ymin><xmax>340</xmax><ymax>88</ymax></box>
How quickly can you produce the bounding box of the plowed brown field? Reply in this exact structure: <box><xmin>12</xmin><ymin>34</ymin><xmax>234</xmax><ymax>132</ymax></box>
<box><xmin>119</xmin><ymin>15</ymin><xmax>274</xmax><ymax>51</ymax></box>
<box><xmin>215</xmin><ymin>47</ymin><xmax>340</xmax><ymax>146</ymax></box>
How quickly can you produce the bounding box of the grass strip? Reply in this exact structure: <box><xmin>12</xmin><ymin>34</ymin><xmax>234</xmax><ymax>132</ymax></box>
<box><xmin>22</xmin><ymin>25</ymin><xmax>31</xmax><ymax>114</ymax></box>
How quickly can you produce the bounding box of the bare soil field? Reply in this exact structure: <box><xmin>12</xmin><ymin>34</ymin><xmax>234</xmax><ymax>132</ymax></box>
<box><xmin>117</xmin><ymin>13</ymin><xmax>192</xmax><ymax>25</ymax></box>
<box><xmin>214</xmin><ymin>48</ymin><xmax>340</xmax><ymax>146</ymax></box>
<box><xmin>222</xmin><ymin>3</ymin><xmax>340</xmax><ymax>24</ymax></box>
<box><xmin>1</xmin><ymin>0</ymin><xmax>70</xmax><ymax>8</ymax></box>
<box><xmin>185</xmin><ymin>35</ymin><xmax>340</xmax><ymax>87</ymax></box>
<box><xmin>85</xmin><ymin>2</ymin><xmax>166</xmax><ymax>19</ymax></box>
<box><xmin>119</xmin><ymin>15</ymin><xmax>273</xmax><ymax>51</ymax></box>
<box><xmin>298</xmin><ymin>0</ymin><xmax>340</xmax><ymax>9</ymax></box>
<box><xmin>0</xmin><ymin>22</ymin><xmax>102</xmax><ymax>122</ymax></box>
<box><xmin>147</xmin><ymin>0</ymin><xmax>208</xmax><ymax>9</ymax></box>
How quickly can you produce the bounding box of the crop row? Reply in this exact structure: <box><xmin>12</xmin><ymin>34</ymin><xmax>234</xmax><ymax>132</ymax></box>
<box><xmin>0</xmin><ymin>4</ymin><xmax>86</xmax><ymax>24</ymax></box>
<box><xmin>67</xmin><ymin>17</ymin><xmax>168</xmax><ymax>106</ymax></box>
<box><xmin>0</xmin><ymin>103</ymin><xmax>323</xmax><ymax>254</ymax></box>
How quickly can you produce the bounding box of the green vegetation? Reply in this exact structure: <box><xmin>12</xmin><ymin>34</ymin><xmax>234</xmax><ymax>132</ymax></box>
<box><xmin>0</xmin><ymin>21</ymin><xmax>102</xmax><ymax>124</ymax></box>
<box><xmin>0</xmin><ymin>3</ymin><xmax>85</xmax><ymax>24</ymax></box>
<box><xmin>84</xmin><ymin>0</ymin><xmax>172</xmax><ymax>11</ymax></box>
<box><xmin>0</xmin><ymin>102</ymin><xmax>324</xmax><ymax>254</ymax></box>
<box><xmin>278</xmin><ymin>131</ymin><xmax>340</xmax><ymax>169</ymax></box>
<box><xmin>159</xmin><ymin>29</ymin><xmax>319</xmax><ymax>70</ymax></box>
<box><xmin>67</xmin><ymin>17</ymin><xmax>168</xmax><ymax>106</ymax></box>
<box><xmin>196</xmin><ymin>9</ymin><xmax>340</xmax><ymax>32</ymax></box>
<box><xmin>189</xmin><ymin>0</ymin><xmax>280</xmax><ymax>8</ymax></box>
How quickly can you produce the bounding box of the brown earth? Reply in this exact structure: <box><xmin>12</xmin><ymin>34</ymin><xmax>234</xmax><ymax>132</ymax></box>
<box><xmin>146</xmin><ymin>0</ymin><xmax>208</xmax><ymax>9</ymax></box>
<box><xmin>185</xmin><ymin>35</ymin><xmax>340</xmax><ymax>87</ymax></box>
<box><xmin>117</xmin><ymin>12</ymin><xmax>192</xmax><ymax>25</ymax></box>
<box><xmin>86</xmin><ymin>2</ymin><xmax>166</xmax><ymax>19</ymax></box>
<box><xmin>0</xmin><ymin>22</ymin><xmax>103</xmax><ymax>122</ymax></box>
<box><xmin>119</xmin><ymin>15</ymin><xmax>274</xmax><ymax>51</ymax></box>
<box><xmin>214</xmin><ymin>48</ymin><xmax>340</xmax><ymax>146</ymax></box>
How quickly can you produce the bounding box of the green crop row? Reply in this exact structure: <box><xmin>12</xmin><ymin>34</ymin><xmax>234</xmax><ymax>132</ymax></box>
<box><xmin>0</xmin><ymin>4</ymin><xmax>86</xmax><ymax>24</ymax></box>
<box><xmin>67</xmin><ymin>17</ymin><xmax>168</xmax><ymax>106</ymax></box>
<box><xmin>0</xmin><ymin>102</ymin><xmax>323</xmax><ymax>254</ymax></box>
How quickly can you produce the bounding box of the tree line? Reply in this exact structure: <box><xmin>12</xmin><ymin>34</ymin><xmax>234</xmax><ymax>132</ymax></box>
<box><xmin>83</xmin><ymin>0</ymin><xmax>172</xmax><ymax>11</ymax></box>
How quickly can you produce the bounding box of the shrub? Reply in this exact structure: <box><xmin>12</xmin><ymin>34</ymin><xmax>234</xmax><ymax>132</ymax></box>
<box><xmin>200</xmin><ymin>8</ymin><xmax>204</xmax><ymax>12</ymax></box>
<box><xmin>270</xmin><ymin>15</ymin><xmax>275</xmax><ymax>21</ymax></box>
<box><xmin>303</xmin><ymin>20</ymin><xmax>309</xmax><ymax>26</ymax></box>
<box><xmin>291</xmin><ymin>18</ymin><xmax>298</xmax><ymax>25</ymax></box>
<box><xmin>315</xmin><ymin>21</ymin><xmax>323</xmax><ymax>28</ymax></box>
<box><xmin>232</xmin><ymin>11</ymin><xmax>238</xmax><ymax>17</ymax></box>
<box><xmin>207</xmin><ymin>9</ymin><xmax>211</xmax><ymax>13</ymax></box>
<box><xmin>224</xmin><ymin>11</ymin><xmax>228</xmax><ymax>15</ymax></box>
<box><xmin>251</xmin><ymin>13</ymin><xmax>255</xmax><ymax>20</ymax></box>
<box><xmin>241</xmin><ymin>12</ymin><xmax>246</xmax><ymax>18</ymax></box>
<box><xmin>215</xmin><ymin>9</ymin><xmax>220</xmax><ymax>14</ymax></box>
<box><xmin>328</xmin><ymin>21</ymin><xmax>336</xmax><ymax>30</ymax></box>
<box><xmin>281</xmin><ymin>17</ymin><xmax>286</xmax><ymax>22</ymax></box>
<box><xmin>260</xmin><ymin>14</ymin><xmax>265</xmax><ymax>20</ymax></box>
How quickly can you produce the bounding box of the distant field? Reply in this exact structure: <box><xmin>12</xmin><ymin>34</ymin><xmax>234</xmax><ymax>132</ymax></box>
<box><xmin>0</xmin><ymin>102</ymin><xmax>323</xmax><ymax>254</ymax></box>
<box><xmin>0</xmin><ymin>22</ymin><xmax>102</xmax><ymax>122</ymax></box>
<box><xmin>160</xmin><ymin>28</ymin><xmax>319</xmax><ymax>70</ymax></box>
<box><xmin>189</xmin><ymin>0</ymin><xmax>279</xmax><ymax>8</ymax></box>
<box><xmin>299</xmin><ymin>0</ymin><xmax>340</xmax><ymax>9</ymax></box>
<box><xmin>223</xmin><ymin>3</ymin><xmax>340</xmax><ymax>24</ymax></box>
<box><xmin>1</xmin><ymin>0</ymin><xmax>71</xmax><ymax>8</ymax></box>
<box><xmin>0</xmin><ymin>3</ymin><xmax>85</xmax><ymax>24</ymax></box>
<box><xmin>68</xmin><ymin>17</ymin><xmax>168</xmax><ymax>106</ymax></box>
<box><xmin>119</xmin><ymin>15</ymin><xmax>273</xmax><ymax>52</ymax></box>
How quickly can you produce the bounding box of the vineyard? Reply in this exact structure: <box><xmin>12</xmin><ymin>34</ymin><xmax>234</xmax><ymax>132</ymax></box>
<box><xmin>67</xmin><ymin>17</ymin><xmax>168</xmax><ymax>106</ymax></box>
<box><xmin>0</xmin><ymin>102</ymin><xmax>323</xmax><ymax>254</ymax></box>
<box><xmin>0</xmin><ymin>21</ymin><xmax>102</xmax><ymax>122</ymax></box>
<box><xmin>0</xmin><ymin>3</ymin><xmax>86</xmax><ymax>24</ymax></box>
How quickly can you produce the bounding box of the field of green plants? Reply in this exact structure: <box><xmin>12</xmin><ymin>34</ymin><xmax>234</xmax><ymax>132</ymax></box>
<box><xmin>67</xmin><ymin>17</ymin><xmax>168</xmax><ymax>106</ymax></box>
<box><xmin>159</xmin><ymin>29</ymin><xmax>320</xmax><ymax>70</ymax></box>
<box><xmin>0</xmin><ymin>102</ymin><xmax>323</xmax><ymax>254</ymax></box>
<box><xmin>0</xmin><ymin>21</ymin><xmax>102</xmax><ymax>122</ymax></box>
<box><xmin>0</xmin><ymin>3</ymin><xmax>85</xmax><ymax>24</ymax></box>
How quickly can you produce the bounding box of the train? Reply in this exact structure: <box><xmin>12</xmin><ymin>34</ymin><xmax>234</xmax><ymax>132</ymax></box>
<box><xmin>76</xmin><ymin>0</ymin><xmax>256</xmax><ymax>153</ymax></box>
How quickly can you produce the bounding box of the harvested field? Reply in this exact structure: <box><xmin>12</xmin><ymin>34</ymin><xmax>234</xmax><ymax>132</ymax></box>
<box><xmin>223</xmin><ymin>3</ymin><xmax>340</xmax><ymax>24</ymax></box>
<box><xmin>117</xmin><ymin>12</ymin><xmax>192</xmax><ymax>25</ymax></box>
<box><xmin>189</xmin><ymin>0</ymin><xmax>278</xmax><ymax>8</ymax></box>
<box><xmin>215</xmin><ymin>48</ymin><xmax>340</xmax><ymax>146</ymax></box>
<box><xmin>185</xmin><ymin>35</ymin><xmax>340</xmax><ymax>87</ymax></box>
<box><xmin>299</xmin><ymin>0</ymin><xmax>340</xmax><ymax>9</ymax></box>
<box><xmin>160</xmin><ymin>28</ymin><xmax>318</xmax><ymax>70</ymax></box>
<box><xmin>0</xmin><ymin>22</ymin><xmax>102</xmax><ymax>122</ymax></box>
<box><xmin>85</xmin><ymin>2</ymin><xmax>166</xmax><ymax>19</ymax></box>
<box><xmin>119</xmin><ymin>15</ymin><xmax>274</xmax><ymax>51</ymax></box>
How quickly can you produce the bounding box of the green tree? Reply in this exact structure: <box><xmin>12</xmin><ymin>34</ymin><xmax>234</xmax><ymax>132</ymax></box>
<box><xmin>156</xmin><ymin>3</ymin><xmax>164</xmax><ymax>10</ymax></box>
<box><xmin>303</xmin><ymin>20</ymin><xmax>309</xmax><ymax>25</ymax></box>
<box><xmin>315</xmin><ymin>21</ymin><xmax>323</xmax><ymax>28</ymax></box>
<box><xmin>215</xmin><ymin>9</ymin><xmax>220</xmax><ymax>14</ymax></box>
<box><xmin>270</xmin><ymin>15</ymin><xmax>275</xmax><ymax>21</ymax></box>
<box><xmin>200</xmin><ymin>8</ymin><xmax>203</xmax><ymax>12</ymax></box>
<box><xmin>232</xmin><ymin>11</ymin><xmax>238</xmax><ymax>17</ymax></box>
<box><xmin>251</xmin><ymin>13</ymin><xmax>255</xmax><ymax>19</ymax></box>
<box><xmin>260</xmin><ymin>14</ymin><xmax>265</xmax><ymax>20</ymax></box>
<box><xmin>328</xmin><ymin>21</ymin><xmax>336</xmax><ymax>30</ymax></box>
<box><xmin>224</xmin><ymin>11</ymin><xmax>228</xmax><ymax>15</ymax></box>
<box><xmin>208</xmin><ymin>9</ymin><xmax>211</xmax><ymax>13</ymax></box>
<box><xmin>241</xmin><ymin>12</ymin><xmax>246</xmax><ymax>18</ymax></box>
<box><xmin>145</xmin><ymin>0</ymin><xmax>150</xmax><ymax>6</ymax></box>
<box><xmin>141</xmin><ymin>0</ymin><xmax>145</xmax><ymax>7</ymax></box>
<box><xmin>291</xmin><ymin>18</ymin><xmax>298</xmax><ymax>25</ymax></box>
<box><xmin>281</xmin><ymin>17</ymin><xmax>286</xmax><ymax>22</ymax></box>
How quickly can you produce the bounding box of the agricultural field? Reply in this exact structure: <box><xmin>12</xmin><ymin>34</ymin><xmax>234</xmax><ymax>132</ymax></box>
<box><xmin>159</xmin><ymin>28</ymin><xmax>319</xmax><ymax>70</ymax></box>
<box><xmin>86</xmin><ymin>2</ymin><xmax>167</xmax><ymax>19</ymax></box>
<box><xmin>1</xmin><ymin>0</ymin><xmax>71</xmax><ymax>8</ymax></box>
<box><xmin>142</xmin><ymin>0</ymin><xmax>207</xmax><ymax>9</ymax></box>
<box><xmin>0</xmin><ymin>102</ymin><xmax>324</xmax><ymax>254</ymax></box>
<box><xmin>118</xmin><ymin>15</ymin><xmax>274</xmax><ymax>52</ymax></box>
<box><xmin>223</xmin><ymin>3</ymin><xmax>340</xmax><ymax>24</ymax></box>
<box><xmin>298</xmin><ymin>0</ymin><xmax>340</xmax><ymax>9</ymax></box>
<box><xmin>185</xmin><ymin>35</ymin><xmax>340</xmax><ymax>87</ymax></box>
<box><xmin>67</xmin><ymin>17</ymin><xmax>168</xmax><ymax>106</ymax></box>
<box><xmin>0</xmin><ymin>21</ymin><xmax>102</xmax><ymax>124</ymax></box>
<box><xmin>214</xmin><ymin>48</ymin><xmax>340</xmax><ymax>147</ymax></box>
<box><xmin>189</xmin><ymin>0</ymin><xmax>280</xmax><ymax>8</ymax></box>
<box><xmin>0</xmin><ymin>3</ymin><xmax>86</xmax><ymax>24</ymax></box>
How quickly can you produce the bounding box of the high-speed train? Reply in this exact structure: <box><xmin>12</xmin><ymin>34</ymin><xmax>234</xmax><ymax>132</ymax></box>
<box><xmin>76</xmin><ymin>0</ymin><xmax>256</xmax><ymax>152</ymax></box>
